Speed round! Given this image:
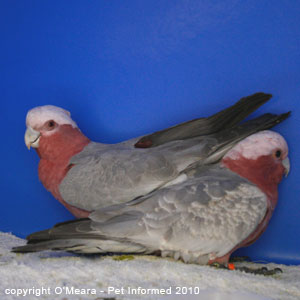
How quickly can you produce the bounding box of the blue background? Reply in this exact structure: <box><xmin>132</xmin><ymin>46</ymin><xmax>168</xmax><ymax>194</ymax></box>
<box><xmin>1</xmin><ymin>1</ymin><xmax>299</xmax><ymax>264</ymax></box>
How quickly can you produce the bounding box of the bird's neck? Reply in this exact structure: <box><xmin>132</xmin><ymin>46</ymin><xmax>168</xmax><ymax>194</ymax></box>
<box><xmin>37</xmin><ymin>125</ymin><xmax>90</xmax><ymax>200</ymax></box>
<box><xmin>222</xmin><ymin>155</ymin><xmax>284</xmax><ymax>209</ymax></box>
<box><xmin>36</xmin><ymin>125</ymin><xmax>90</xmax><ymax>161</ymax></box>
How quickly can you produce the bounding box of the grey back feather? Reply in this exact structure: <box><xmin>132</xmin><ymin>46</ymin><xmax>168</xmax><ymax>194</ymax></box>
<box><xmin>59</xmin><ymin>136</ymin><xmax>217</xmax><ymax>210</ymax></box>
<box><xmin>87</xmin><ymin>166</ymin><xmax>267</xmax><ymax>260</ymax></box>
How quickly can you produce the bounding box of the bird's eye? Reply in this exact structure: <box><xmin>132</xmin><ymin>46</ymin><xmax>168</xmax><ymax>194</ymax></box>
<box><xmin>46</xmin><ymin>120</ymin><xmax>56</xmax><ymax>130</ymax></box>
<box><xmin>275</xmin><ymin>150</ymin><xmax>282</xmax><ymax>158</ymax></box>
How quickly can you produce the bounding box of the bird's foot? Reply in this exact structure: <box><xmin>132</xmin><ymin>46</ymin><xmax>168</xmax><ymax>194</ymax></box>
<box><xmin>210</xmin><ymin>262</ymin><xmax>282</xmax><ymax>276</ymax></box>
<box><xmin>209</xmin><ymin>262</ymin><xmax>235</xmax><ymax>270</ymax></box>
<box><xmin>210</xmin><ymin>262</ymin><xmax>227</xmax><ymax>269</ymax></box>
<box><xmin>235</xmin><ymin>266</ymin><xmax>283</xmax><ymax>276</ymax></box>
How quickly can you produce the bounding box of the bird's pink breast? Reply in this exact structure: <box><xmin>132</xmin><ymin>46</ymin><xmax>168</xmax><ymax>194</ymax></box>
<box><xmin>215</xmin><ymin>154</ymin><xmax>285</xmax><ymax>263</ymax></box>
<box><xmin>222</xmin><ymin>155</ymin><xmax>282</xmax><ymax>207</ymax></box>
<box><xmin>37</xmin><ymin>125</ymin><xmax>91</xmax><ymax>218</ymax></box>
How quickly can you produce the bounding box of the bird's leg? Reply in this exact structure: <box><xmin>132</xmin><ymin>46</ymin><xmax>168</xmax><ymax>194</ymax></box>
<box><xmin>208</xmin><ymin>253</ymin><xmax>235</xmax><ymax>269</ymax></box>
<box><xmin>209</xmin><ymin>262</ymin><xmax>229</xmax><ymax>269</ymax></box>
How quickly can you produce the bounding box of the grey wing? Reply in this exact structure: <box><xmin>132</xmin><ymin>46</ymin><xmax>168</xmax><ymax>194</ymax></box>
<box><xmin>59</xmin><ymin>142</ymin><xmax>180</xmax><ymax>210</ymax></box>
<box><xmin>58</xmin><ymin>137</ymin><xmax>216</xmax><ymax>210</ymax></box>
<box><xmin>88</xmin><ymin>169</ymin><xmax>267</xmax><ymax>262</ymax></box>
<box><xmin>16</xmin><ymin>168</ymin><xmax>267</xmax><ymax>260</ymax></box>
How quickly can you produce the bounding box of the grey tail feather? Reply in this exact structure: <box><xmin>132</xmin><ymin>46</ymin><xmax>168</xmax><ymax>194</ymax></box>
<box><xmin>12</xmin><ymin>218</ymin><xmax>146</xmax><ymax>254</ymax></box>
<box><xmin>12</xmin><ymin>218</ymin><xmax>96</xmax><ymax>253</ymax></box>
<box><xmin>203</xmin><ymin>111</ymin><xmax>291</xmax><ymax>164</ymax></box>
<box><xmin>12</xmin><ymin>240</ymin><xmax>89</xmax><ymax>253</ymax></box>
<box><xmin>135</xmin><ymin>92</ymin><xmax>272</xmax><ymax>148</ymax></box>
<box><xmin>12</xmin><ymin>219</ymin><xmax>148</xmax><ymax>254</ymax></box>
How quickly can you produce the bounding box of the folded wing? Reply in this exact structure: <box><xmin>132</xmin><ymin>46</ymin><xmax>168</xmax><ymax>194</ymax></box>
<box><xmin>14</xmin><ymin>166</ymin><xmax>267</xmax><ymax>264</ymax></box>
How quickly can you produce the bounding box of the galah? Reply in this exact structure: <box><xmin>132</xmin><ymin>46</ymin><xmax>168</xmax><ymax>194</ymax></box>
<box><xmin>24</xmin><ymin>93</ymin><xmax>289</xmax><ymax>218</ymax></box>
<box><xmin>14</xmin><ymin>130</ymin><xmax>290</xmax><ymax>269</ymax></box>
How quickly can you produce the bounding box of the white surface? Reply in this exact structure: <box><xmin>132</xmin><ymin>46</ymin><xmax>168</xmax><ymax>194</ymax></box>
<box><xmin>0</xmin><ymin>232</ymin><xmax>300</xmax><ymax>300</ymax></box>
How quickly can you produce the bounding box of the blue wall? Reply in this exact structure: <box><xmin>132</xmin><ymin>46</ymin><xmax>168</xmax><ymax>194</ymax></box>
<box><xmin>1</xmin><ymin>1</ymin><xmax>299</xmax><ymax>264</ymax></box>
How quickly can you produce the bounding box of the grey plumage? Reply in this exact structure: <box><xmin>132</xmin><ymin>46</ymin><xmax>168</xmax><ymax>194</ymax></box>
<box><xmin>13</xmin><ymin>166</ymin><xmax>267</xmax><ymax>264</ymax></box>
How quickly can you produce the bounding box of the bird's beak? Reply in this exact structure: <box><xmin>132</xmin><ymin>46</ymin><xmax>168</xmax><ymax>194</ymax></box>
<box><xmin>282</xmin><ymin>157</ymin><xmax>290</xmax><ymax>177</ymax></box>
<box><xmin>24</xmin><ymin>127</ymin><xmax>41</xmax><ymax>150</ymax></box>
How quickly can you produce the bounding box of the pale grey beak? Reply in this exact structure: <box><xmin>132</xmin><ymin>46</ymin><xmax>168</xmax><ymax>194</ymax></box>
<box><xmin>282</xmin><ymin>157</ymin><xmax>290</xmax><ymax>177</ymax></box>
<box><xmin>24</xmin><ymin>127</ymin><xmax>40</xmax><ymax>150</ymax></box>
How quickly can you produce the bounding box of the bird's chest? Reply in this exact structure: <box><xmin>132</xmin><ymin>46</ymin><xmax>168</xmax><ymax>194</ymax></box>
<box><xmin>38</xmin><ymin>159</ymin><xmax>71</xmax><ymax>199</ymax></box>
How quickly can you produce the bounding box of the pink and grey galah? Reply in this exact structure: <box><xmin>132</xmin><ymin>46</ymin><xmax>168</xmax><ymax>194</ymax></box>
<box><xmin>16</xmin><ymin>127</ymin><xmax>290</xmax><ymax>267</ymax></box>
<box><xmin>23</xmin><ymin>93</ymin><xmax>289</xmax><ymax>221</ymax></box>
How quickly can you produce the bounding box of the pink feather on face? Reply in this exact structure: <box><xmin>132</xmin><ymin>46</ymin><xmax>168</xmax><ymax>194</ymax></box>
<box><xmin>222</xmin><ymin>130</ymin><xmax>288</xmax><ymax>204</ymax></box>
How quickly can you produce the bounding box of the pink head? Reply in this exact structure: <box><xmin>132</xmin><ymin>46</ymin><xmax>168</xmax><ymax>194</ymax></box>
<box><xmin>222</xmin><ymin>130</ymin><xmax>290</xmax><ymax>205</ymax></box>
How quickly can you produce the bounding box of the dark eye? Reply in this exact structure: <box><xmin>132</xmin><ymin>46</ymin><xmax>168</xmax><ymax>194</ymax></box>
<box><xmin>46</xmin><ymin>120</ymin><xmax>56</xmax><ymax>130</ymax></box>
<box><xmin>275</xmin><ymin>150</ymin><xmax>282</xmax><ymax>158</ymax></box>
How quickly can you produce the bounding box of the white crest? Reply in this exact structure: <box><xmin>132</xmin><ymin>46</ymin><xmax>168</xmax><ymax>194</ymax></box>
<box><xmin>224</xmin><ymin>130</ymin><xmax>288</xmax><ymax>160</ymax></box>
<box><xmin>26</xmin><ymin>105</ymin><xmax>77</xmax><ymax>129</ymax></box>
